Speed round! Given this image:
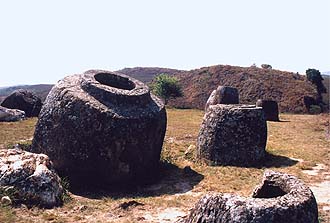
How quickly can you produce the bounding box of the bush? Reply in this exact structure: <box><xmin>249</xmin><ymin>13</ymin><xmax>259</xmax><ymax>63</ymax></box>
<box><xmin>151</xmin><ymin>74</ymin><xmax>183</xmax><ymax>104</ymax></box>
<box><xmin>261</xmin><ymin>64</ymin><xmax>272</xmax><ymax>69</ymax></box>
<box><xmin>309</xmin><ymin>105</ymin><xmax>322</xmax><ymax>114</ymax></box>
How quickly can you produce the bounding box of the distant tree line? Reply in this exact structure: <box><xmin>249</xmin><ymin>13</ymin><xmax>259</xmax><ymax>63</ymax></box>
<box><xmin>305</xmin><ymin>68</ymin><xmax>327</xmax><ymax>113</ymax></box>
<box><xmin>306</xmin><ymin>69</ymin><xmax>326</xmax><ymax>95</ymax></box>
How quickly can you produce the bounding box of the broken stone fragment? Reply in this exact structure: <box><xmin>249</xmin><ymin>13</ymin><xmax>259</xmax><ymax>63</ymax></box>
<box><xmin>0</xmin><ymin>149</ymin><xmax>63</xmax><ymax>208</ymax></box>
<box><xmin>0</xmin><ymin>106</ymin><xmax>25</xmax><ymax>122</ymax></box>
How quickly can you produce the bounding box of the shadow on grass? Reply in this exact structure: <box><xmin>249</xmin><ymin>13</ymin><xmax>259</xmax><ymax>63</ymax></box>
<box><xmin>260</xmin><ymin>152</ymin><xmax>298</xmax><ymax>168</ymax></box>
<box><xmin>214</xmin><ymin>152</ymin><xmax>299</xmax><ymax>169</ymax></box>
<box><xmin>69</xmin><ymin>161</ymin><xmax>204</xmax><ymax>200</ymax></box>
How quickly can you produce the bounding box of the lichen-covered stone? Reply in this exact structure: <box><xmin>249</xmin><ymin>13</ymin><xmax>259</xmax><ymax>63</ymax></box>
<box><xmin>31</xmin><ymin>70</ymin><xmax>167</xmax><ymax>186</ymax></box>
<box><xmin>256</xmin><ymin>99</ymin><xmax>279</xmax><ymax>121</ymax></box>
<box><xmin>1</xmin><ymin>89</ymin><xmax>42</xmax><ymax>117</ymax></box>
<box><xmin>185</xmin><ymin>170</ymin><xmax>318</xmax><ymax>223</ymax></box>
<box><xmin>0</xmin><ymin>106</ymin><xmax>25</xmax><ymax>122</ymax></box>
<box><xmin>205</xmin><ymin>86</ymin><xmax>239</xmax><ymax>111</ymax></box>
<box><xmin>197</xmin><ymin>104</ymin><xmax>267</xmax><ymax>166</ymax></box>
<box><xmin>0</xmin><ymin>149</ymin><xmax>63</xmax><ymax>208</ymax></box>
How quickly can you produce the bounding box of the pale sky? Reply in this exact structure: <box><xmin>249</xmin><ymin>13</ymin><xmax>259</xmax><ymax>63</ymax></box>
<box><xmin>0</xmin><ymin>0</ymin><xmax>329</xmax><ymax>87</ymax></box>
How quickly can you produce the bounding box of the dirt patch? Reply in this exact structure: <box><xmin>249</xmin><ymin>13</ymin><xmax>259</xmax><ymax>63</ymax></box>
<box><xmin>310</xmin><ymin>181</ymin><xmax>330</xmax><ymax>205</ymax></box>
<box><xmin>301</xmin><ymin>162</ymin><xmax>330</xmax><ymax>218</ymax></box>
<box><xmin>302</xmin><ymin>163</ymin><xmax>327</xmax><ymax>176</ymax></box>
<box><xmin>142</xmin><ymin>207</ymin><xmax>187</xmax><ymax>223</ymax></box>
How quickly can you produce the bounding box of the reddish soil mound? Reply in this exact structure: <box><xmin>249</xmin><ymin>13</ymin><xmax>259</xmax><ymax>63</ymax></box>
<box><xmin>0</xmin><ymin>66</ymin><xmax>320</xmax><ymax>113</ymax></box>
<box><xmin>168</xmin><ymin>65</ymin><xmax>317</xmax><ymax>113</ymax></box>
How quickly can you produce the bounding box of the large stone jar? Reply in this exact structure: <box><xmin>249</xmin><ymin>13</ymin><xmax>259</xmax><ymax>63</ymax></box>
<box><xmin>185</xmin><ymin>170</ymin><xmax>318</xmax><ymax>223</ymax></box>
<box><xmin>197</xmin><ymin>104</ymin><xmax>267</xmax><ymax>166</ymax></box>
<box><xmin>31</xmin><ymin>70</ymin><xmax>167</xmax><ymax>186</ymax></box>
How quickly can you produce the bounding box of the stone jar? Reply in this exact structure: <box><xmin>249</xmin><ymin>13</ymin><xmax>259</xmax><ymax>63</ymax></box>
<box><xmin>184</xmin><ymin>170</ymin><xmax>318</xmax><ymax>223</ymax></box>
<box><xmin>197</xmin><ymin>104</ymin><xmax>267</xmax><ymax>166</ymax></box>
<box><xmin>31</xmin><ymin>70</ymin><xmax>167</xmax><ymax>186</ymax></box>
<box><xmin>1</xmin><ymin>89</ymin><xmax>42</xmax><ymax>117</ymax></box>
<box><xmin>205</xmin><ymin>86</ymin><xmax>239</xmax><ymax>111</ymax></box>
<box><xmin>256</xmin><ymin>99</ymin><xmax>280</xmax><ymax>121</ymax></box>
<box><xmin>0</xmin><ymin>148</ymin><xmax>63</xmax><ymax>208</ymax></box>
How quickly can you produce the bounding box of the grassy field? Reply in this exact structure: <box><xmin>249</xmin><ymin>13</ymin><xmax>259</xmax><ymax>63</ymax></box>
<box><xmin>0</xmin><ymin>109</ymin><xmax>329</xmax><ymax>222</ymax></box>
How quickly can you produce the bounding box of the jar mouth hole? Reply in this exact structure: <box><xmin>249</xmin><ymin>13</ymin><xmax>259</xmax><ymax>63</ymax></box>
<box><xmin>253</xmin><ymin>184</ymin><xmax>287</xmax><ymax>198</ymax></box>
<box><xmin>94</xmin><ymin>73</ymin><xmax>135</xmax><ymax>90</ymax></box>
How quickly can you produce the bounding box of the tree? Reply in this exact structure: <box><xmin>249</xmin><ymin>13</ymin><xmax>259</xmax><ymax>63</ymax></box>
<box><xmin>261</xmin><ymin>64</ymin><xmax>272</xmax><ymax>69</ymax></box>
<box><xmin>306</xmin><ymin>68</ymin><xmax>326</xmax><ymax>95</ymax></box>
<box><xmin>151</xmin><ymin>73</ymin><xmax>183</xmax><ymax>104</ymax></box>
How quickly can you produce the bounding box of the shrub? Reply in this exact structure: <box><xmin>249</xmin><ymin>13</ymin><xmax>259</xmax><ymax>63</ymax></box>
<box><xmin>309</xmin><ymin>105</ymin><xmax>322</xmax><ymax>114</ymax></box>
<box><xmin>151</xmin><ymin>74</ymin><xmax>183</xmax><ymax>104</ymax></box>
<box><xmin>261</xmin><ymin>64</ymin><xmax>272</xmax><ymax>69</ymax></box>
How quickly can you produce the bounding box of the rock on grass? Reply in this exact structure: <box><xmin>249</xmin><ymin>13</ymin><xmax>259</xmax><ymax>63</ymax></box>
<box><xmin>0</xmin><ymin>149</ymin><xmax>63</xmax><ymax>208</ymax></box>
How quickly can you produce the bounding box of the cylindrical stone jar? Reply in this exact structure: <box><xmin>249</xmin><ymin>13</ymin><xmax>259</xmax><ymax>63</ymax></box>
<box><xmin>31</xmin><ymin>70</ymin><xmax>167</xmax><ymax>186</ymax></box>
<box><xmin>205</xmin><ymin>86</ymin><xmax>239</xmax><ymax>111</ymax></box>
<box><xmin>197</xmin><ymin>104</ymin><xmax>267</xmax><ymax>166</ymax></box>
<box><xmin>256</xmin><ymin>99</ymin><xmax>280</xmax><ymax>121</ymax></box>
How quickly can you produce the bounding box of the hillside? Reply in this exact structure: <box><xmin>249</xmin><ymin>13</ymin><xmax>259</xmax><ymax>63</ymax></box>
<box><xmin>167</xmin><ymin>65</ymin><xmax>318</xmax><ymax>113</ymax></box>
<box><xmin>0</xmin><ymin>68</ymin><xmax>181</xmax><ymax>103</ymax></box>
<box><xmin>117</xmin><ymin>67</ymin><xmax>183</xmax><ymax>83</ymax></box>
<box><xmin>0</xmin><ymin>66</ymin><xmax>322</xmax><ymax>113</ymax></box>
<box><xmin>0</xmin><ymin>84</ymin><xmax>53</xmax><ymax>103</ymax></box>
<box><xmin>322</xmin><ymin>75</ymin><xmax>330</xmax><ymax>106</ymax></box>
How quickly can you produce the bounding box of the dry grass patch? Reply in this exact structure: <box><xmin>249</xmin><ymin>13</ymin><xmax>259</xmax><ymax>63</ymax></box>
<box><xmin>0</xmin><ymin>110</ymin><xmax>329</xmax><ymax>222</ymax></box>
<box><xmin>0</xmin><ymin>118</ymin><xmax>37</xmax><ymax>148</ymax></box>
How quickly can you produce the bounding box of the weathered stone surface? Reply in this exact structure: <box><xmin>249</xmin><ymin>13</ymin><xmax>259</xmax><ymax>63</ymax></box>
<box><xmin>205</xmin><ymin>86</ymin><xmax>239</xmax><ymax>111</ymax></box>
<box><xmin>1</xmin><ymin>89</ymin><xmax>42</xmax><ymax>117</ymax></box>
<box><xmin>0</xmin><ymin>106</ymin><xmax>25</xmax><ymax>122</ymax></box>
<box><xmin>256</xmin><ymin>99</ymin><xmax>279</xmax><ymax>121</ymax></box>
<box><xmin>185</xmin><ymin>170</ymin><xmax>318</xmax><ymax>223</ymax></box>
<box><xmin>0</xmin><ymin>149</ymin><xmax>63</xmax><ymax>208</ymax></box>
<box><xmin>197</xmin><ymin>104</ymin><xmax>267</xmax><ymax>166</ymax></box>
<box><xmin>31</xmin><ymin>70</ymin><xmax>167</xmax><ymax>186</ymax></box>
